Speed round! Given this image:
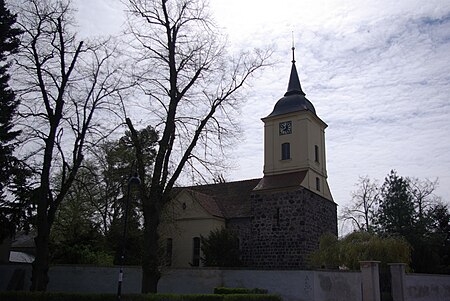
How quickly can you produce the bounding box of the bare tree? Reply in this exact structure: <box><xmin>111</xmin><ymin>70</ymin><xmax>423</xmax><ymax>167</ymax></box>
<box><xmin>341</xmin><ymin>176</ymin><xmax>379</xmax><ymax>232</ymax></box>
<box><xmin>124</xmin><ymin>0</ymin><xmax>271</xmax><ymax>292</ymax></box>
<box><xmin>407</xmin><ymin>177</ymin><xmax>439</xmax><ymax>220</ymax></box>
<box><xmin>13</xmin><ymin>0</ymin><xmax>130</xmax><ymax>291</ymax></box>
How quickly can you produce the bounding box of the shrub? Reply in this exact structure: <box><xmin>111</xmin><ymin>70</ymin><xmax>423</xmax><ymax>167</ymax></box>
<box><xmin>0</xmin><ymin>292</ymin><xmax>279</xmax><ymax>301</ymax></box>
<box><xmin>201</xmin><ymin>228</ymin><xmax>241</xmax><ymax>267</ymax></box>
<box><xmin>0</xmin><ymin>292</ymin><xmax>113</xmax><ymax>301</ymax></box>
<box><xmin>223</xmin><ymin>295</ymin><xmax>280</xmax><ymax>301</ymax></box>
<box><xmin>214</xmin><ymin>287</ymin><xmax>268</xmax><ymax>294</ymax></box>
<box><xmin>308</xmin><ymin>231</ymin><xmax>411</xmax><ymax>270</ymax></box>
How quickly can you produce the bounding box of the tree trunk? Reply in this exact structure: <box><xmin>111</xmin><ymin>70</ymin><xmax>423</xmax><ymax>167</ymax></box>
<box><xmin>31</xmin><ymin>222</ymin><xmax>50</xmax><ymax>291</ymax></box>
<box><xmin>141</xmin><ymin>250</ymin><xmax>160</xmax><ymax>293</ymax></box>
<box><xmin>141</xmin><ymin>198</ymin><xmax>161</xmax><ymax>293</ymax></box>
<box><xmin>126</xmin><ymin>118</ymin><xmax>162</xmax><ymax>293</ymax></box>
<box><xmin>31</xmin><ymin>141</ymin><xmax>54</xmax><ymax>291</ymax></box>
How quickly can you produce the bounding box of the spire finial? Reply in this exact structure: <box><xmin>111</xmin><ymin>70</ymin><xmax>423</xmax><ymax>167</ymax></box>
<box><xmin>285</xmin><ymin>32</ymin><xmax>305</xmax><ymax>97</ymax></box>
<box><xmin>291</xmin><ymin>31</ymin><xmax>296</xmax><ymax>63</ymax></box>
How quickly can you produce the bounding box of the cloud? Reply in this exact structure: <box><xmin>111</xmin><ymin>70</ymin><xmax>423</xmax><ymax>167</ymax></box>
<box><xmin>74</xmin><ymin>0</ymin><xmax>126</xmax><ymax>37</ymax></box>
<box><xmin>71</xmin><ymin>0</ymin><xmax>450</xmax><ymax>217</ymax></box>
<box><xmin>229</xmin><ymin>2</ymin><xmax>450</xmax><ymax>209</ymax></box>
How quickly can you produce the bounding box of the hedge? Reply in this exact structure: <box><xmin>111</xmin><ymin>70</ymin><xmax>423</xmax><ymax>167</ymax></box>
<box><xmin>223</xmin><ymin>294</ymin><xmax>279</xmax><ymax>301</ymax></box>
<box><xmin>0</xmin><ymin>292</ymin><xmax>282</xmax><ymax>301</ymax></box>
<box><xmin>213</xmin><ymin>288</ymin><xmax>268</xmax><ymax>295</ymax></box>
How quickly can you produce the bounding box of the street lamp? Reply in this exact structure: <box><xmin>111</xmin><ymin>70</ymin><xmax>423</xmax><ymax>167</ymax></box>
<box><xmin>117</xmin><ymin>172</ymin><xmax>141</xmax><ymax>301</ymax></box>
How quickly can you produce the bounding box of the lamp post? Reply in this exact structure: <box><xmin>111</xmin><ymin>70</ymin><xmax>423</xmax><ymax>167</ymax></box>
<box><xmin>117</xmin><ymin>172</ymin><xmax>141</xmax><ymax>301</ymax></box>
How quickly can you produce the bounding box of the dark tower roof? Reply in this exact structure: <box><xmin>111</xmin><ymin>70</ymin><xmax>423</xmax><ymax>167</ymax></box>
<box><xmin>266</xmin><ymin>49</ymin><xmax>316</xmax><ymax>118</ymax></box>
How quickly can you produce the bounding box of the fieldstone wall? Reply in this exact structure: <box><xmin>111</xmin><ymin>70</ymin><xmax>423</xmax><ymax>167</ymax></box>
<box><xmin>242</xmin><ymin>187</ymin><xmax>337</xmax><ymax>269</ymax></box>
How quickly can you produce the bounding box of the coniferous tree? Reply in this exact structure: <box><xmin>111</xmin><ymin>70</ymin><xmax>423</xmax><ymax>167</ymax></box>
<box><xmin>49</xmin><ymin>126</ymin><xmax>158</xmax><ymax>265</ymax></box>
<box><xmin>375</xmin><ymin>170</ymin><xmax>415</xmax><ymax>238</ymax></box>
<box><xmin>373</xmin><ymin>170</ymin><xmax>450</xmax><ymax>273</ymax></box>
<box><xmin>0</xmin><ymin>0</ymin><xmax>25</xmax><ymax>242</ymax></box>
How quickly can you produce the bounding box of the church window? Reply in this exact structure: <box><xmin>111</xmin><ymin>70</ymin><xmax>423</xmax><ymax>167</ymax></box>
<box><xmin>166</xmin><ymin>238</ymin><xmax>173</xmax><ymax>266</ymax></box>
<box><xmin>192</xmin><ymin>237</ymin><xmax>200</xmax><ymax>266</ymax></box>
<box><xmin>276</xmin><ymin>208</ymin><xmax>280</xmax><ymax>226</ymax></box>
<box><xmin>315</xmin><ymin>145</ymin><xmax>319</xmax><ymax>163</ymax></box>
<box><xmin>281</xmin><ymin>143</ymin><xmax>290</xmax><ymax>160</ymax></box>
<box><xmin>316</xmin><ymin>177</ymin><xmax>321</xmax><ymax>191</ymax></box>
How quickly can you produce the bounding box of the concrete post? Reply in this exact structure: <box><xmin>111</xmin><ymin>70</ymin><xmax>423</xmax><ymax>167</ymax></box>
<box><xmin>389</xmin><ymin>263</ymin><xmax>406</xmax><ymax>301</ymax></box>
<box><xmin>360</xmin><ymin>261</ymin><xmax>381</xmax><ymax>301</ymax></box>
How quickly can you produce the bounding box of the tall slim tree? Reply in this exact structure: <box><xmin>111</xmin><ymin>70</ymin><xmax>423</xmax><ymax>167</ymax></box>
<box><xmin>124</xmin><ymin>0</ymin><xmax>271</xmax><ymax>292</ymax></box>
<box><xmin>407</xmin><ymin>177</ymin><xmax>439</xmax><ymax>222</ymax></box>
<box><xmin>375</xmin><ymin>170</ymin><xmax>415</xmax><ymax>237</ymax></box>
<box><xmin>0</xmin><ymin>0</ymin><xmax>24</xmax><ymax>241</ymax></box>
<box><xmin>427</xmin><ymin>202</ymin><xmax>450</xmax><ymax>273</ymax></box>
<box><xmin>341</xmin><ymin>176</ymin><xmax>379</xmax><ymax>232</ymax></box>
<box><xmin>14</xmin><ymin>0</ymin><xmax>130</xmax><ymax>290</ymax></box>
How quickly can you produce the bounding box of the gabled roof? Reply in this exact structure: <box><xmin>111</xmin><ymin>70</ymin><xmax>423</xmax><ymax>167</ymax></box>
<box><xmin>180</xmin><ymin>178</ymin><xmax>261</xmax><ymax>219</ymax></box>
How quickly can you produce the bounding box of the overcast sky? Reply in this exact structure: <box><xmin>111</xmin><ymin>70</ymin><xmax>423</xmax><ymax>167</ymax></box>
<box><xmin>73</xmin><ymin>0</ymin><xmax>450</xmax><ymax>229</ymax></box>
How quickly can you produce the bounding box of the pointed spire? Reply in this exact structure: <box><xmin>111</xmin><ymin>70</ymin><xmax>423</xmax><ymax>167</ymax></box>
<box><xmin>266</xmin><ymin>37</ymin><xmax>316</xmax><ymax>118</ymax></box>
<box><xmin>284</xmin><ymin>42</ymin><xmax>305</xmax><ymax>96</ymax></box>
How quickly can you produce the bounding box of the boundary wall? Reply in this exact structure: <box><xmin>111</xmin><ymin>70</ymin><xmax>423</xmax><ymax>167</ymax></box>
<box><xmin>390</xmin><ymin>264</ymin><xmax>450</xmax><ymax>301</ymax></box>
<box><xmin>1</xmin><ymin>262</ymin><xmax>449</xmax><ymax>301</ymax></box>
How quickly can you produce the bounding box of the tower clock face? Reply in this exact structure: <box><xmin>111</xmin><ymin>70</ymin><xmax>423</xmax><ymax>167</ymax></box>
<box><xmin>279</xmin><ymin>121</ymin><xmax>292</xmax><ymax>135</ymax></box>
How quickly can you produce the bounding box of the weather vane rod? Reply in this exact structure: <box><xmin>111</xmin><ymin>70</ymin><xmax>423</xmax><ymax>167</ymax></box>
<box><xmin>291</xmin><ymin>31</ymin><xmax>296</xmax><ymax>63</ymax></box>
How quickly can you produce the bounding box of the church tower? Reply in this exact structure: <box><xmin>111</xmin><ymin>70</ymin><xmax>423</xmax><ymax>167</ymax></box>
<box><xmin>244</xmin><ymin>49</ymin><xmax>337</xmax><ymax>269</ymax></box>
<box><xmin>255</xmin><ymin>48</ymin><xmax>332</xmax><ymax>201</ymax></box>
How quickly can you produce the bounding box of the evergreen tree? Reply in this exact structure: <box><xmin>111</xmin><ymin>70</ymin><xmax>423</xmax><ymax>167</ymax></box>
<box><xmin>49</xmin><ymin>126</ymin><xmax>158</xmax><ymax>265</ymax></box>
<box><xmin>376</xmin><ymin>170</ymin><xmax>415</xmax><ymax>238</ymax></box>
<box><xmin>373</xmin><ymin>170</ymin><xmax>450</xmax><ymax>273</ymax></box>
<box><xmin>101</xmin><ymin>125</ymin><xmax>157</xmax><ymax>265</ymax></box>
<box><xmin>50</xmin><ymin>166</ymin><xmax>114</xmax><ymax>265</ymax></box>
<box><xmin>0</xmin><ymin>0</ymin><xmax>24</xmax><ymax>241</ymax></box>
<box><xmin>417</xmin><ymin>202</ymin><xmax>450</xmax><ymax>273</ymax></box>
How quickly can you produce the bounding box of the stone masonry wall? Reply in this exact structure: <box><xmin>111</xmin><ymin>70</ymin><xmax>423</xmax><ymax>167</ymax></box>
<box><xmin>240</xmin><ymin>187</ymin><xmax>337</xmax><ymax>269</ymax></box>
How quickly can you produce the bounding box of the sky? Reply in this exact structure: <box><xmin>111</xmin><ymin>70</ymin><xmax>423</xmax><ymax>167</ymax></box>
<box><xmin>73</xmin><ymin>0</ymin><xmax>450</xmax><ymax>230</ymax></box>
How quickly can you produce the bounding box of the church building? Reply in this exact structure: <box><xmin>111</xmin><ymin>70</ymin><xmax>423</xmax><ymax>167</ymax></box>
<box><xmin>160</xmin><ymin>50</ymin><xmax>337</xmax><ymax>269</ymax></box>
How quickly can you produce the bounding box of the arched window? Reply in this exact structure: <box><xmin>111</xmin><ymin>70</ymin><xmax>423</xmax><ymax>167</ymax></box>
<box><xmin>192</xmin><ymin>237</ymin><xmax>200</xmax><ymax>266</ymax></box>
<box><xmin>281</xmin><ymin>143</ymin><xmax>290</xmax><ymax>160</ymax></box>
<box><xmin>166</xmin><ymin>238</ymin><xmax>173</xmax><ymax>266</ymax></box>
<box><xmin>315</xmin><ymin>145</ymin><xmax>320</xmax><ymax>163</ymax></box>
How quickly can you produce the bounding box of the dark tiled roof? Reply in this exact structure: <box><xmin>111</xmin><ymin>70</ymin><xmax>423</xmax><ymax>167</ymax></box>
<box><xmin>254</xmin><ymin>171</ymin><xmax>307</xmax><ymax>191</ymax></box>
<box><xmin>187</xmin><ymin>190</ymin><xmax>224</xmax><ymax>218</ymax></box>
<box><xmin>182</xmin><ymin>178</ymin><xmax>261</xmax><ymax>219</ymax></box>
<box><xmin>266</xmin><ymin>61</ymin><xmax>316</xmax><ymax>118</ymax></box>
